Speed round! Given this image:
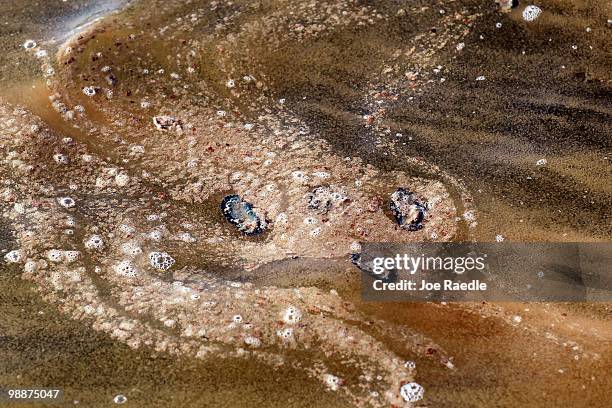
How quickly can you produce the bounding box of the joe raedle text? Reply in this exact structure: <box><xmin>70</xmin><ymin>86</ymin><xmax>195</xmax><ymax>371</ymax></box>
<box><xmin>372</xmin><ymin>279</ymin><xmax>488</xmax><ymax>292</ymax></box>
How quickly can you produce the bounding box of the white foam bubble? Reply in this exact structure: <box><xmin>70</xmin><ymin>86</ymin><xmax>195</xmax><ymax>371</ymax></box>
<box><xmin>523</xmin><ymin>5</ymin><xmax>542</xmax><ymax>22</ymax></box>
<box><xmin>84</xmin><ymin>235</ymin><xmax>104</xmax><ymax>250</ymax></box>
<box><xmin>82</xmin><ymin>86</ymin><xmax>96</xmax><ymax>97</ymax></box>
<box><xmin>4</xmin><ymin>250</ymin><xmax>22</xmax><ymax>263</ymax></box>
<box><xmin>58</xmin><ymin>197</ymin><xmax>76</xmax><ymax>208</ymax></box>
<box><xmin>400</xmin><ymin>382</ymin><xmax>424</xmax><ymax>402</ymax></box>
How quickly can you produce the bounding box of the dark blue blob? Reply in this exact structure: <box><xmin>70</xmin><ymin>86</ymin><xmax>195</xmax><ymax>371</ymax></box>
<box><xmin>221</xmin><ymin>194</ymin><xmax>267</xmax><ymax>235</ymax></box>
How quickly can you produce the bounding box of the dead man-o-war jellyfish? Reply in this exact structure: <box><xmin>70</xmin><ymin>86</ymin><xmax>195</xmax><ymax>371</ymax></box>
<box><xmin>221</xmin><ymin>194</ymin><xmax>268</xmax><ymax>235</ymax></box>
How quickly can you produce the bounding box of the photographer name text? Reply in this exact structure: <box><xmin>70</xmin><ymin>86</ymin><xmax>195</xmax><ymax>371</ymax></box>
<box><xmin>373</xmin><ymin>279</ymin><xmax>487</xmax><ymax>291</ymax></box>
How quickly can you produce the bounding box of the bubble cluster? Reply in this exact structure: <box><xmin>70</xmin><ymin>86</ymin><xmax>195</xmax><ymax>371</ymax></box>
<box><xmin>4</xmin><ymin>250</ymin><xmax>22</xmax><ymax>263</ymax></box>
<box><xmin>115</xmin><ymin>174</ymin><xmax>130</xmax><ymax>187</ymax></box>
<box><xmin>64</xmin><ymin>250</ymin><xmax>80</xmax><ymax>263</ymax></box>
<box><xmin>324</xmin><ymin>374</ymin><xmax>343</xmax><ymax>391</ymax></box>
<box><xmin>121</xmin><ymin>242</ymin><xmax>142</xmax><ymax>256</ymax></box>
<box><xmin>282</xmin><ymin>306</ymin><xmax>302</xmax><ymax>324</ymax></box>
<box><xmin>53</xmin><ymin>153</ymin><xmax>70</xmax><ymax>164</ymax></box>
<box><xmin>244</xmin><ymin>335</ymin><xmax>262</xmax><ymax>348</ymax></box>
<box><xmin>276</xmin><ymin>328</ymin><xmax>293</xmax><ymax>340</ymax></box>
<box><xmin>58</xmin><ymin>197</ymin><xmax>75</xmax><ymax>208</ymax></box>
<box><xmin>47</xmin><ymin>249</ymin><xmax>64</xmax><ymax>263</ymax></box>
<box><xmin>114</xmin><ymin>260</ymin><xmax>138</xmax><ymax>277</ymax></box>
<box><xmin>307</xmin><ymin>186</ymin><xmax>335</xmax><ymax>214</ymax></box>
<box><xmin>522</xmin><ymin>5</ymin><xmax>542</xmax><ymax>22</ymax></box>
<box><xmin>148</xmin><ymin>251</ymin><xmax>175</xmax><ymax>271</ymax></box>
<box><xmin>82</xmin><ymin>86</ymin><xmax>96</xmax><ymax>96</ymax></box>
<box><xmin>400</xmin><ymin>382</ymin><xmax>424</xmax><ymax>403</ymax></box>
<box><xmin>177</xmin><ymin>232</ymin><xmax>196</xmax><ymax>243</ymax></box>
<box><xmin>84</xmin><ymin>235</ymin><xmax>104</xmax><ymax>250</ymax></box>
<box><xmin>404</xmin><ymin>360</ymin><xmax>416</xmax><ymax>370</ymax></box>
<box><xmin>23</xmin><ymin>40</ymin><xmax>37</xmax><ymax>49</ymax></box>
